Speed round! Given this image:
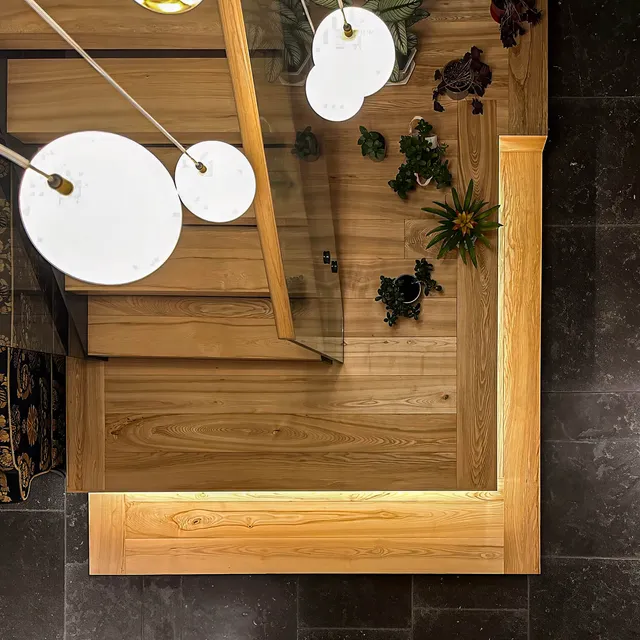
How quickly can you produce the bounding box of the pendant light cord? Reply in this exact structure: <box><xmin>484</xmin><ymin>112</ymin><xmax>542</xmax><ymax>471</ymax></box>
<box><xmin>21</xmin><ymin>0</ymin><xmax>205</xmax><ymax>172</ymax></box>
<box><xmin>299</xmin><ymin>0</ymin><xmax>315</xmax><ymax>34</ymax></box>
<box><xmin>336</xmin><ymin>0</ymin><xmax>353</xmax><ymax>37</ymax></box>
<box><xmin>0</xmin><ymin>141</ymin><xmax>74</xmax><ymax>194</ymax></box>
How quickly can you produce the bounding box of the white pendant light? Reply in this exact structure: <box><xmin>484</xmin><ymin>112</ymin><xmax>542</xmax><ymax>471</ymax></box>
<box><xmin>175</xmin><ymin>141</ymin><xmax>256</xmax><ymax>223</ymax></box>
<box><xmin>133</xmin><ymin>0</ymin><xmax>204</xmax><ymax>14</ymax></box>
<box><xmin>313</xmin><ymin>6</ymin><xmax>396</xmax><ymax>98</ymax></box>
<box><xmin>20</xmin><ymin>131</ymin><xmax>182</xmax><ymax>286</ymax></box>
<box><xmin>305</xmin><ymin>64</ymin><xmax>364</xmax><ymax>123</ymax></box>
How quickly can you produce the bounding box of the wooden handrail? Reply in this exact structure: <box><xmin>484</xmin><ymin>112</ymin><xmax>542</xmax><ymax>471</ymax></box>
<box><xmin>218</xmin><ymin>0</ymin><xmax>295</xmax><ymax>340</ymax></box>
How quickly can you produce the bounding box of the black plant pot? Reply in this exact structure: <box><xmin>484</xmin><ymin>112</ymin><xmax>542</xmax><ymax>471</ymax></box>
<box><xmin>396</xmin><ymin>274</ymin><xmax>421</xmax><ymax>304</ymax></box>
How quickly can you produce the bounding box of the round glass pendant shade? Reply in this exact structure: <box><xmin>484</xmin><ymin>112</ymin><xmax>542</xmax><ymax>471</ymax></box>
<box><xmin>19</xmin><ymin>131</ymin><xmax>182</xmax><ymax>286</ymax></box>
<box><xmin>313</xmin><ymin>7</ymin><xmax>396</xmax><ymax>97</ymax></box>
<box><xmin>133</xmin><ymin>0</ymin><xmax>203</xmax><ymax>14</ymax></box>
<box><xmin>174</xmin><ymin>141</ymin><xmax>256</xmax><ymax>223</ymax></box>
<box><xmin>305</xmin><ymin>64</ymin><xmax>364</xmax><ymax>122</ymax></box>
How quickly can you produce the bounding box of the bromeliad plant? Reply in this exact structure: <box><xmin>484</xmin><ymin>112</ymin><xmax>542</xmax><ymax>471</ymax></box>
<box><xmin>389</xmin><ymin>119</ymin><xmax>452</xmax><ymax>199</ymax></box>
<box><xmin>423</xmin><ymin>179</ymin><xmax>502</xmax><ymax>268</ymax></box>
<box><xmin>358</xmin><ymin>126</ymin><xmax>387</xmax><ymax>162</ymax></box>
<box><xmin>311</xmin><ymin>0</ymin><xmax>431</xmax><ymax>84</ymax></box>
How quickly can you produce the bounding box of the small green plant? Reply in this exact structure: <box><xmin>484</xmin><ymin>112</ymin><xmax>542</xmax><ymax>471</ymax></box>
<box><xmin>376</xmin><ymin>275</ymin><xmax>421</xmax><ymax>327</ymax></box>
<box><xmin>423</xmin><ymin>179</ymin><xmax>501</xmax><ymax>268</ymax></box>
<box><xmin>292</xmin><ymin>126</ymin><xmax>320</xmax><ymax>161</ymax></box>
<box><xmin>389</xmin><ymin>119</ymin><xmax>452</xmax><ymax>199</ymax></box>
<box><xmin>358</xmin><ymin>126</ymin><xmax>386</xmax><ymax>162</ymax></box>
<box><xmin>414</xmin><ymin>258</ymin><xmax>443</xmax><ymax>295</ymax></box>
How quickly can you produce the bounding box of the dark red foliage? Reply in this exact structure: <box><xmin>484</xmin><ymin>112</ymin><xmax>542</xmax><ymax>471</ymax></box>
<box><xmin>471</xmin><ymin>98</ymin><xmax>484</xmax><ymax>115</ymax></box>
<box><xmin>497</xmin><ymin>0</ymin><xmax>542</xmax><ymax>48</ymax></box>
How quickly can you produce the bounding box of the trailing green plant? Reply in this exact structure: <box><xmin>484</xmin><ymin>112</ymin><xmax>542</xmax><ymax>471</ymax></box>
<box><xmin>292</xmin><ymin>126</ymin><xmax>320</xmax><ymax>161</ymax></box>
<box><xmin>423</xmin><ymin>179</ymin><xmax>501</xmax><ymax>268</ymax></box>
<box><xmin>388</xmin><ymin>119</ymin><xmax>452</xmax><ymax>199</ymax></box>
<box><xmin>245</xmin><ymin>0</ymin><xmax>314</xmax><ymax>82</ymax></box>
<box><xmin>358</xmin><ymin>126</ymin><xmax>386</xmax><ymax>162</ymax></box>
<box><xmin>310</xmin><ymin>0</ymin><xmax>430</xmax><ymax>83</ymax></box>
<box><xmin>414</xmin><ymin>258</ymin><xmax>443</xmax><ymax>295</ymax></box>
<box><xmin>375</xmin><ymin>275</ymin><xmax>421</xmax><ymax>327</ymax></box>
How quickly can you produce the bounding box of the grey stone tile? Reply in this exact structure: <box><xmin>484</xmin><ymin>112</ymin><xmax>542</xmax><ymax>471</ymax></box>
<box><xmin>542</xmin><ymin>392</ymin><xmax>640</xmax><ymax>441</ymax></box>
<box><xmin>181</xmin><ymin>575</ymin><xmax>296</xmax><ymax>640</ymax></box>
<box><xmin>542</xmin><ymin>226</ymin><xmax>640</xmax><ymax>391</ymax></box>
<box><xmin>413</xmin><ymin>609</ymin><xmax>527</xmax><ymax>640</ymax></box>
<box><xmin>66</xmin><ymin>492</ymin><xmax>88</xmax><ymax>564</ymax></box>
<box><xmin>530</xmin><ymin>558</ymin><xmax>640</xmax><ymax>638</ymax></box>
<box><xmin>142</xmin><ymin>576</ymin><xmax>181</xmax><ymax>640</ymax></box>
<box><xmin>0</xmin><ymin>470</ymin><xmax>65</xmax><ymax>511</ymax></box>
<box><xmin>414</xmin><ymin>575</ymin><xmax>527</xmax><ymax>610</ymax></box>
<box><xmin>542</xmin><ymin>439</ymin><xmax>640</xmax><ymax>557</ymax></box>
<box><xmin>549</xmin><ymin>0</ymin><xmax>640</xmax><ymax>97</ymax></box>
<box><xmin>299</xmin><ymin>632</ymin><xmax>410</xmax><ymax>640</ymax></box>
<box><xmin>299</xmin><ymin>576</ymin><xmax>411</xmax><ymax>629</ymax></box>
<box><xmin>65</xmin><ymin>562</ymin><xmax>143</xmax><ymax>640</ymax></box>
<box><xmin>544</xmin><ymin>98</ymin><xmax>640</xmax><ymax>225</ymax></box>
<box><xmin>0</xmin><ymin>511</ymin><xmax>64</xmax><ymax>640</ymax></box>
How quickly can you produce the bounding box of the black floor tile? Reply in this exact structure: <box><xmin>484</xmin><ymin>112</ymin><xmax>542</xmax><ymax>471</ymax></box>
<box><xmin>0</xmin><ymin>511</ymin><xmax>64</xmax><ymax>640</ymax></box>
<box><xmin>530</xmin><ymin>557</ymin><xmax>640</xmax><ymax>639</ymax></box>
<box><xmin>542</xmin><ymin>226</ymin><xmax>640</xmax><ymax>392</ymax></box>
<box><xmin>545</xmin><ymin>98</ymin><xmax>640</xmax><ymax>225</ymax></box>
<box><xmin>413</xmin><ymin>609</ymin><xmax>527</xmax><ymax>640</ymax></box>
<box><xmin>65</xmin><ymin>562</ymin><xmax>143</xmax><ymax>640</ymax></box>
<box><xmin>542</xmin><ymin>439</ymin><xmax>640</xmax><ymax>557</ymax></box>
<box><xmin>0</xmin><ymin>471</ymin><xmax>65</xmax><ymax>511</ymax></box>
<box><xmin>414</xmin><ymin>575</ymin><xmax>527</xmax><ymax>610</ymax></box>
<box><xmin>299</xmin><ymin>632</ymin><xmax>410</xmax><ymax>640</ymax></box>
<box><xmin>542</xmin><ymin>392</ymin><xmax>640</xmax><ymax>440</ymax></box>
<box><xmin>298</xmin><ymin>576</ymin><xmax>411</xmax><ymax>629</ymax></box>
<box><xmin>66</xmin><ymin>493</ymin><xmax>88</xmax><ymax>564</ymax></box>
<box><xmin>181</xmin><ymin>575</ymin><xmax>296</xmax><ymax>640</ymax></box>
<box><xmin>549</xmin><ymin>0</ymin><xmax>640</xmax><ymax>97</ymax></box>
<box><xmin>142</xmin><ymin>576</ymin><xmax>181</xmax><ymax>640</ymax></box>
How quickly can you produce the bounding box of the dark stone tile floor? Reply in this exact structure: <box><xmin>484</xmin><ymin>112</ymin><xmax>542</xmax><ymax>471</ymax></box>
<box><xmin>2</xmin><ymin>0</ymin><xmax>640</xmax><ymax>638</ymax></box>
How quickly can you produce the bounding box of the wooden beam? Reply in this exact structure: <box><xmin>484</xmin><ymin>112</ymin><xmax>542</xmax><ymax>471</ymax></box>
<box><xmin>456</xmin><ymin>100</ymin><xmax>499</xmax><ymax>490</ymax></box>
<box><xmin>89</xmin><ymin>493</ymin><xmax>126</xmax><ymax>575</ymax></box>
<box><xmin>499</xmin><ymin>135</ymin><xmax>546</xmax><ymax>573</ymax></box>
<box><xmin>218</xmin><ymin>0</ymin><xmax>296</xmax><ymax>340</ymax></box>
<box><xmin>66</xmin><ymin>358</ymin><xmax>105</xmax><ymax>492</ymax></box>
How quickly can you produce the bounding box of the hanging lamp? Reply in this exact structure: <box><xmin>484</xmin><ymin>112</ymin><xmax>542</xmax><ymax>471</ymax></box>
<box><xmin>22</xmin><ymin>0</ymin><xmax>256</xmax><ymax>225</ymax></box>
<box><xmin>305</xmin><ymin>0</ymin><xmax>395</xmax><ymax>121</ymax></box>
<box><xmin>133</xmin><ymin>0</ymin><xmax>204</xmax><ymax>14</ymax></box>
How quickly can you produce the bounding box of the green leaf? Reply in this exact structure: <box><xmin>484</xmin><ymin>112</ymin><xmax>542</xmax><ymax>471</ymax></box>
<box><xmin>362</xmin><ymin>0</ymin><xmax>380</xmax><ymax>9</ymax></box>
<box><xmin>359</xmin><ymin>126</ymin><xmax>367</xmax><ymax>135</ymax></box>
<box><xmin>465</xmin><ymin>236</ymin><xmax>478</xmax><ymax>268</ymax></box>
<box><xmin>406</xmin><ymin>31</ymin><xmax>418</xmax><ymax>51</ymax></box>
<box><xmin>451</xmin><ymin>186</ymin><xmax>462</xmax><ymax>211</ymax></box>
<box><xmin>377</xmin><ymin>0</ymin><xmax>421</xmax><ymax>24</ymax></box>
<box><xmin>405</xmin><ymin>7</ymin><xmax>430</xmax><ymax>27</ymax></box>
<box><xmin>477</xmin><ymin>204</ymin><xmax>500</xmax><ymax>219</ymax></box>
<box><xmin>371</xmin><ymin>131</ymin><xmax>380</xmax><ymax>140</ymax></box>
<box><xmin>470</xmin><ymin>199</ymin><xmax>487</xmax><ymax>214</ymax></box>
<box><xmin>387</xmin><ymin>21</ymin><xmax>408</xmax><ymax>56</ymax></box>
<box><xmin>476</xmin><ymin>233</ymin><xmax>492</xmax><ymax>249</ymax></box>
<box><xmin>463</xmin><ymin>179</ymin><xmax>474</xmax><ymax>211</ymax></box>
<box><xmin>389</xmin><ymin>57</ymin><xmax>401</xmax><ymax>82</ymax></box>
<box><xmin>432</xmin><ymin>201</ymin><xmax>458</xmax><ymax>218</ymax></box>
<box><xmin>426</xmin><ymin>230</ymin><xmax>451</xmax><ymax>249</ymax></box>
<box><xmin>459</xmin><ymin>244</ymin><xmax>468</xmax><ymax>264</ymax></box>
<box><xmin>309</xmin><ymin>0</ymin><xmax>353</xmax><ymax>7</ymax></box>
<box><xmin>477</xmin><ymin>221</ymin><xmax>502</xmax><ymax>230</ymax></box>
<box><xmin>264</xmin><ymin>54</ymin><xmax>284</xmax><ymax>82</ymax></box>
<box><xmin>283</xmin><ymin>31</ymin><xmax>303</xmax><ymax>67</ymax></box>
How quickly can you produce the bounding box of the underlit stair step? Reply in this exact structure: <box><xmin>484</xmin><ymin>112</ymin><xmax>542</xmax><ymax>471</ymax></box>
<box><xmin>87</xmin><ymin>296</ymin><xmax>320</xmax><ymax>361</ymax></box>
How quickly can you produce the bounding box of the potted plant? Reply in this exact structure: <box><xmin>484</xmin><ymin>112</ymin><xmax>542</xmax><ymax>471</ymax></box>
<box><xmin>376</xmin><ymin>258</ymin><xmax>443</xmax><ymax>326</ymax></box>
<box><xmin>245</xmin><ymin>0</ymin><xmax>314</xmax><ymax>85</ymax></box>
<box><xmin>310</xmin><ymin>0</ymin><xmax>430</xmax><ymax>85</ymax></box>
<box><xmin>422</xmin><ymin>179</ymin><xmax>501</xmax><ymax>268</ymax></box>
<box><xmin>389</xmin><ymin>118</ymin><xmax>452</xmax><ymax>199</ymax></box>
<box><xmin>433</xmin><ymin>46</ymin><xmax>493</xmax><ymax>114</ymax></box>
<box><xmin>358</xmin><ymin>126</ymin><xmax>387</xmax><ymax>162</ymax></box>
<box><xmin>491</xmin><ymin>0</ymin><xmax>542</xmax><ymax>48</ymax></box>
<box><xmin>292</xmin><ymin>126</ymin><xmax>320</xmax><ymax>162</ymax></box>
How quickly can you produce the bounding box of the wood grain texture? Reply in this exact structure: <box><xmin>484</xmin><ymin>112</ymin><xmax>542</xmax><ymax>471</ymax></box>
<box><xmin>7</xmin><ymin>58</ymin><xmax>294</xmax><ymax>144</ymax></box>
<box><xmin>65</xmin><ymin>227</ymin><xmax>268</xmax><ymax>296</ymax></box>
<box><xmin>498</xmin><ymin>136</ymin><xmax>545</xmax><ymax>574</ymax></box>
<box><xmin>89</xmin><ymin>494</ymin><xmax>126</xmax><ymax>575</ymax></box>
<box><xmin>219</xmin><ymin>0</ymin><xmax>295</xmax><ymax>340</ymax></box>
<box><xmin>66</xmin><ymin>358</ymin><xmax>105</xmax><ymax>492</ymax></box>
<box><xmin>508</xmin><ymin>0</ymin><xmax>548</xmax><ymax>135</ymax></box>
<box><xmin>0</xmin><ymin>0</ymin><xmax>225</xmax><ymax>49</ymax></box>
<box><xmin>89</xmin><ymin>490</ymin><xmax>503</xmax><ymax>574</ymax></box>
<box><xmin>456</xmin><ymin>100</ymin><xmax>499</xmax><ymax>491</ymax></box>
<box><xmin>87</xmin><ymin>297</ymin><xmax>319</xmax><ymax>361</ymax></box>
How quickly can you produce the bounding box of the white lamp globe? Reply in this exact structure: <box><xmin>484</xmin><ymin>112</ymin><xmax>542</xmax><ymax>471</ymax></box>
<box><xmin>174</xmin><ymin>141</ymin><xmax>256</xmax><ymax>223</ymax></box>
<box><xmin>305</xmin><ymin>64</ymin><xmax>365</xmax><ymax>122</ymax></box>
<box><xmin>19</xmin><ymin>131</ymin><xmax>182</xmax><ymax>286</ymax></box>
<box><xmin>312</xmin><ymin>6</ymin><xmax>396</xmax><ymax>97</ymax></box>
